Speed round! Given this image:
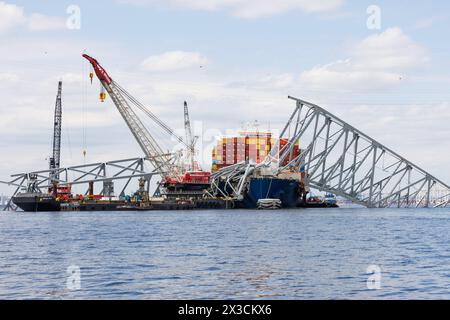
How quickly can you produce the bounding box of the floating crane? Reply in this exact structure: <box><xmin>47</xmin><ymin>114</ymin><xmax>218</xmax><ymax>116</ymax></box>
<box><xmin>82</xmin><ymin>54</ymin><xmax>210</xmax><ymax>195</ymax></box>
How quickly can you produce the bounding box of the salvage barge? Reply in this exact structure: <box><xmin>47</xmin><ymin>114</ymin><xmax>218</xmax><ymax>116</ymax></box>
<box><xmin>12</xmin><ymin>191</ymin><xmax>335</xmax><ymax>212</ymax></box>
<box><xmin>11</xmin><ymin>175</ymin><xmax>336</xmax><ymax>212</ymax></box>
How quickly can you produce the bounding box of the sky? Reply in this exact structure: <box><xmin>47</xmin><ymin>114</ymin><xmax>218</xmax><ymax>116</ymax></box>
<box><xmin>1</xmin><ymin>0</ymin><xmax>450</xmax><ymax>194</ymax></box>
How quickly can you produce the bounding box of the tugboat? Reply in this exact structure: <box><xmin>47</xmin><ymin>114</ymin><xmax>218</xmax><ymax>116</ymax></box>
<box><xmin>298</xmin><ymin>193</ymin><xmax>339</xmax><ymax>208</ymax></box>
<box><xmin>324</xmin><ymin>193</ymin><xmax>338</xmax><ymax>207</ymax></box>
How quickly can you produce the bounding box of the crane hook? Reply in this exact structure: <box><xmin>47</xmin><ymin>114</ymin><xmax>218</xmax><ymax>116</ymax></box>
<box><xmin>99</xmin><ymin>86</ymin><xmax>106</xmax><ymax>102</ymax></box>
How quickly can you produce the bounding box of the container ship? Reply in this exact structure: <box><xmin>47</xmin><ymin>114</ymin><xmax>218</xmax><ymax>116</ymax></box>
<box><xmin>210</xmin><ymin>131</ymin><xmax>311</xmax><ymax>209</ymax></box>
<box><xmin>242</xmin><ymin>177</ymin><xmax>301</xmax><ymax>208</ymax></box>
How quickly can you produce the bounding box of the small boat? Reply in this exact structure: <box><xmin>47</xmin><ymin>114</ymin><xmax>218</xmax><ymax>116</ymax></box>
<box><xmin>257</xmin><ymin>198</ymin><xmax>282</xmax><ymax>210</ymax></box>
<box><xmin>324</xmin><ymin>193</ymin><xmax>337</xmax><ymax>206</ymax></box>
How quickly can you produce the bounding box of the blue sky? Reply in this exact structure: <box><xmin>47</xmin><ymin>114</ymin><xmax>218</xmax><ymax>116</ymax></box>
<box><xmin>7</xmin><ymin>1</ymin><xmax>450</xmax><ymax>72</ymax></box>
<box><xmin>1</xmin><ymin>0</ymin><xmax>450</xmax><ymax>193</ymax></box>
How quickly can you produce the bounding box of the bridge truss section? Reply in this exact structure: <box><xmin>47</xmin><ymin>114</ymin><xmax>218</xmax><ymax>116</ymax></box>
<box><xmin>1</xmin><ymin>157</ymin><xmax>162</xmax><ymax>211</ymax></box>
<box><xmin>280</xmin><ymin>97</ymin><xmax>450</xmax><ymax>208</ymax></box>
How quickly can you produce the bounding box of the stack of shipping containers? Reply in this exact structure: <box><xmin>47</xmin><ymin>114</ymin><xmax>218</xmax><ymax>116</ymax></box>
<box><xmin>211</xmin><ymin>132</ymin><xmax>301</xmax><ymax>172</ymax></box>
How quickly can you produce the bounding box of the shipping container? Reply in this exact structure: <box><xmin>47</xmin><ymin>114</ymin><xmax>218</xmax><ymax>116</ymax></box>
<box><xmin>211</xmin><ymin>132</ymin><xmax>301</xmax><ymax>172</ymax></box>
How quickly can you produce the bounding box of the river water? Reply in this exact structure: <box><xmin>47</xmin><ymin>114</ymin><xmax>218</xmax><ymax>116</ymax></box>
<box><xmin>0</xmin><ymin>208</ymin><xmax>449</xmax><ymax>299</ymax></box>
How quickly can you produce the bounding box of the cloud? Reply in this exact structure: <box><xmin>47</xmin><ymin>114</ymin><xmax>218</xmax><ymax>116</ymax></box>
<box><xmin>414</xmin><ymin>14</ymin><xmax>448</xmax><ymax>30</ymax></box>
<box><xmin>27</xmin><ymin>13</ymin><xmax>66</xmax><ymax>31</ymax></box>
<box><xmin>254</xmin><ymin>73</ymin><xmax>295</xmax><ymax>89</ymax></box>
<box><xmin>0</xmin><ymin>1</ymin><xmax>25</xmax><ymax>32</ymax></box>
<box><xmin>299</xmin><ymin>59</ymin><xmax>401</xmax><ymax>91</ymax></box>
<box><xmin>342</xmin><ymin>102</ymin><xmax>450</xmax><ymax>175</ymax></box>
<box><xmin>119</xmin><ymin>0</ymin><xmax>345</xmax><ymax>18</ymax></box>
<box><xmin>0</xmin><ymin>1</ymin><xmax>66</xmax><ymax>33</ymax></box>
<box><xmin>228</xmin><ymin>73</ymin><xmax>295</xmax><ymax>91</ymax></box>
<box><xmin>300</xmin><ymin>27</ymin><xmax>429</xmax><ymax>91</ymax></box>
<box><xmin>352</xmin><ymin>27</ymin><xmax>429</xmax><ymax>70</ymax></box>
<box><xmin>58</xmin><ymin>73</ymin><xmax>84</xmax><ymax>84</ymax></box>
<box><xmin>0</xmin><ymin>72</ymin><xmax>19</xmax><ymax>82</ymax></box>
<box><xmin>141</xmin><ymin>51</ymin><xmax>209</xmax><ymax>72</ymax></box>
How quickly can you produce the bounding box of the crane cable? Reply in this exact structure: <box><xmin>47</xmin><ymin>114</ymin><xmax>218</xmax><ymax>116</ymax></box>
<box><xmin>113</xmin><ymin>81</ymin><xmax>188</xmax><ymax>148</ymax></box>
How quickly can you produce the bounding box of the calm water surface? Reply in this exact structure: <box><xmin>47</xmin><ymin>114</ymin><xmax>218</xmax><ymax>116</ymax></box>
<box><xmin>0</xmin><ymin>208</ymin><xmax>449</xmax><ymax>299</ymax></box>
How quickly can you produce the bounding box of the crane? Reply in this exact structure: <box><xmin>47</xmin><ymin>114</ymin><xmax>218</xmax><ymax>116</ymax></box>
<box><xmin>83</xmin><ymin>54</ymin><xmax>180</xmax><ymax>174</ymax></box>
<box><xmin>46</xmin><ymin>81</ymin><xmax>72</xmax><ymax>199</ymax></box>
<box><xmin>49</xmin><ymin>81</ymin><xmax>62</xmax><ymax>182</ymax></box>
<box><xmin>82</xmin><ymin>54</ymin><xmax>210</xmax><ymax>194</ymax></box>
<box><xmin>183</xmin><ymin>101</ymin><xmax>198</xmax><ymax>171</ymax></box>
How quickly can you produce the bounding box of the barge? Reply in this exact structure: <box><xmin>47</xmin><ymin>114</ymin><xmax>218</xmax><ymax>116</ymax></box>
<box><xmin>12</xmin><ymin>193</ymin><xmax>61</xmax><ymax>212</ymax></box>
<box><xmin>12</xmin><ymin>194</ymin><xmax>236</xmax><ymax>212</ymax></box>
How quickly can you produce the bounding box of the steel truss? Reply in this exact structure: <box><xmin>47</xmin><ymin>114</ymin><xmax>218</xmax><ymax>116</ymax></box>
<box><xmin>1</xmin><ymin>157</ymin><xmax>163</xmax><ymax>211</ymax></box>
<box><xmin>210</xmin><ymin>97</ymin><xmax>450</xmax><ymax>208</ymax></box>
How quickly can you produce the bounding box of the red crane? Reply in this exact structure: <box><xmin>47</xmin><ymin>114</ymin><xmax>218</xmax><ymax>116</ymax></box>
<box><xmin>82</xmin><ymin>54</ymin><xmax>210</xmax><ymax>194</ymax></box>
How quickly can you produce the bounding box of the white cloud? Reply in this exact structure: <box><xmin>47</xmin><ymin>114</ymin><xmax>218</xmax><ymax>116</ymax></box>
<box><xmin>414</xmin><ymin>14</ymin><xmax>448</xmax><ymax>30</ymax></box>
<box><xmin>141</xmin><ymin>51</ymin><xmax>209</xmax><ymax>72</ymax></box>
<box><xmin>0</xmin><ymin>72</ymin><xmax>19</xmax><ymax>82</ymax></box>
<box><xmin>256</xmin><ymin>73</ymin><xmax>295</xmax><ymax>89</ymax></box>
<box><xmin>0</xmin><ymin>1</ymin><xmax>25</xmax><ymax>32</ymax></box>
<box><xmin>59</xmin><ymin>73</ymin><xmax>84</xmax><ymax>84</ymax></box>
<box><xmin>300</xmin><ymin>27</ymin><xmax>429</xmax><ymax>91</ymax></box>
<box><xmin>352</xmin><ymin>28</ymin><xmax>429</xmax><ymax>70</ymax></box>
<box><xmin>341</xmin><ymin>102</ymin><xmax>450</xmax><ymax>175</ymax></box>
<box><xmin>0</xmin><ymin>1</ymin><xmax>66</xmax><ymax>33</ymax></box>
<box><xmin>120</xmin><ymin>0</ymin><xmax>345</xmax><ymax>18</ymax></box>
<box><xmin>27</xmin><ymin>13</ymin><xmax>66</xmax><ymax>31</ymax></box>
<box><xmin>300</xmin><ymin>59</ymin><xmax>401</xmax><ymax>91</ymax></box>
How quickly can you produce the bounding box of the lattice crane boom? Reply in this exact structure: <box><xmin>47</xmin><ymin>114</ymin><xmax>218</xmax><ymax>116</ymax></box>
<box><xmin>184</xmin><ymin>101</ymin><xmax>196</xmax><ymax>171</ymax></box>
<box><xmin>82</xmin><ymin>54</ymin><xmax>186</xmax><ymax>175</ymax></box>
<box><xmin>49</xmin><ymin>81</ymin><xmax>62</xmax><ymax>181</ymax></box>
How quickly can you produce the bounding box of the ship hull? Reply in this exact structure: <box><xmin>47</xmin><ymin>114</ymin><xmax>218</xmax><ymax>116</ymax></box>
<box><xmin>240</xmin><ymin>177</ymin><xmax>300</xmax><ymax>209</ymax></box>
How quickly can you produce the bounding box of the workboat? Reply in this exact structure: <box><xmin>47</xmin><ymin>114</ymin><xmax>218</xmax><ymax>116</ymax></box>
<box><xmin>324</xmin><ymin>193</ymin><xmax>337</xmax><ymax>206</ymax></box>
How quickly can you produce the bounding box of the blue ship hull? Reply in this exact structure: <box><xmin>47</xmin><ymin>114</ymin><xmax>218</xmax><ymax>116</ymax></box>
<box><xmin>241</xmin><ymin>177</ymin><xmax>300</xmax><ymax>209</ymax></box>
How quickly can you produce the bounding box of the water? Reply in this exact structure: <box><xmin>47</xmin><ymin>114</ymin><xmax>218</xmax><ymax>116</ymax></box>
<box><xmin>0</xmin><ymin>208</ymin><xmax>449</xmax><ymax>300</ymax></box>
